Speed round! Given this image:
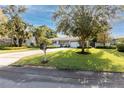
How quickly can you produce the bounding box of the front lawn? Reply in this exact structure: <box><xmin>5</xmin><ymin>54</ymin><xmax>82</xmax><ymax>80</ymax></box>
<box><xmin>12</xmin><ymin>48</ymin><xmax>124</xmax><ymax>72</ymax></box>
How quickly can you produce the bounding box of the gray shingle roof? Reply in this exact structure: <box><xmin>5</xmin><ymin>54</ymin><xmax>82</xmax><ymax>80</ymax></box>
<box><xmin>50</xmin><ymin>37</ymin><xmax>79</xmax><ymax>41</ymax></box>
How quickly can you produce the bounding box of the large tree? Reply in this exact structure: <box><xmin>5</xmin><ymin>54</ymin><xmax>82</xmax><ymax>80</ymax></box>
<box><xmin>3</xmin><ymin>5</ymin><xmax>27</xmax><ymax>18</ymax></box>
<box><xmin>2</xmin><ymin>5</ymin><xmax>27</xmax><ymax>47</ymax></box>
<box><xmin>53</xmin><ymin>5</ymin><xmax>123</xmax><ymax>53</ymax></box>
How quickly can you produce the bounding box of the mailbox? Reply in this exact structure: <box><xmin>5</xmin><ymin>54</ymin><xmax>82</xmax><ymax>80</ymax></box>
<box><xmin>40</xmin><ymin>43</ymin><xmax>47</xmax><ymax>50</ymax></box>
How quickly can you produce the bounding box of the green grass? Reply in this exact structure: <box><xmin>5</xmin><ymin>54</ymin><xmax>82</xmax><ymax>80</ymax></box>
<box><xmin>12</xmin><ymin>48</ymin><xmax>124</xmax><ymax>72</ymax></box>
<box><xmin>0</xmin><ymin>47</ymin><xmax>39</xmax><ymax>54</ymax></box>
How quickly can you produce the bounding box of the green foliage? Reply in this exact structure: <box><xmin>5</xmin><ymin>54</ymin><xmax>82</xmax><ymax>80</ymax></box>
<box><xmin>34</xmin><ymin>25</ymin><xmax>56</xmax><ymax>46</ymax></box>
<box><xmin>116</xmin><ymin>38</ymin><xmax>124</xmax><ymax>43</ymax></box>
<box><xmin>0</xmin><ymin>23</ymin><xmax>8</xmax><ymax>36</ymax></box>
<box><xmin>0</xmin><ymin>9</ymin><xmax>8</xmax><ymax>37</ymax></box>
<box><xmin>117</xmin><ymin>44</ymin><xmax>124</xmax><ymax>52</ymax></box>
<box><xmin>96</xmin><ymin>46</ymin><xmax>116</xmax><ymax>49</ymax></box>
<box><xmin>97</xmin><ymin>31</ymin><xmax>112</xmax><ymax>46</ymax></box>
<box><xmin>8</xmin><ymin>16</ymin><xmax>28</xmax><ymax>47</ymax></box>
<box><xmin>3</xmin><ymin>5</ymin><xmax>27</xmax><ymax>18</ymax></box>
<box><xmin>53</xmin><ymin>5</ymin><xmax>123</xmax><ymax>53</ymax></box>
<box><xmin>2</xmin><ymin>5</ymin><xmax>28</xmax><ymax>47</ymax></box>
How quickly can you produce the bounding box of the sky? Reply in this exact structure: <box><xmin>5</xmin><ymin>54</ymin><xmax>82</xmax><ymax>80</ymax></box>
<box><xmin>20</xmin><ymin>5</ymin><xmax>124</xmax><ymax>38</ymax></box>
<box><xmin>21</xmin><ymin>5</ymin><xmax>57</xmax><ymax>30</ymax></box>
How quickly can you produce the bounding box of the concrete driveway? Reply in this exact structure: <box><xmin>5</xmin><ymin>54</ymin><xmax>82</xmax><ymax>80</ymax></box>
<box><xmin>0</xmin><ymin>48</ymin><xmax>68</xmax><ymax>66</ymax></box>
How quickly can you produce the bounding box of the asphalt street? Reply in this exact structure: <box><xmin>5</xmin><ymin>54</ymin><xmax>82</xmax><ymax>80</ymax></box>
<box><xmin>0</xmin><ymin>67</ymin><xmax>124</xmax><ymax>88</ymax></box>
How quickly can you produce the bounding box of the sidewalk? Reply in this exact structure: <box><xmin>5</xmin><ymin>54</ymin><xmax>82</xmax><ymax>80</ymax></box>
<box><xmin>0</xmin><ymin>48</ymin><xmax>68</xmax><ymax>66</ymax></box>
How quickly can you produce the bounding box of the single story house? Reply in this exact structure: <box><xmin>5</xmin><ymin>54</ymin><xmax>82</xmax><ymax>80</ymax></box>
<box><xmin>0</xmin><ymin>37</ymin><xmax>12</xmax><ymax>46</ymax></box>
<box><xmin>50</xmin><ymin>37</ymin><xmax>80</xmax><ymax>48</ymax></box>
<box><xmin>50</xmin><ymin>36</ymin><xmax>112</xmax><ymax>48</ymax></box>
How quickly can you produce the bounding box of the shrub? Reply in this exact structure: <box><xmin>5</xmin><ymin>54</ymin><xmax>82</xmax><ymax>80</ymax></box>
<box><xmin>117</xmin><ymin>44</ymin><xmax>124</xmax><ymax>52</ymax></box>
<box><xmin>96</xmin><ymin>46</ymin><xmax>116</xmax><ymax>49</ymax></box>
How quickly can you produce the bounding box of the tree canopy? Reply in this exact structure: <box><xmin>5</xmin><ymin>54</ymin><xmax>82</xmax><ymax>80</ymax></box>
<box><xmin>0</xmin><ymin>8</ymin><xmax>8</xmax><ymax>37</ymax></box>
<box><xmin>34</xmin><ymin>25</ymin><xmax>57</xmax><ymax>46</ymax></box>
<box><xmin>53</xmin><ymin>5</ymin><xmax>124</xmax><ymax>53</ymax></box>
<box><xmin>2</xmin><ymin>5</ymin><xmax>28</xmax><ymax>47</ymax></box>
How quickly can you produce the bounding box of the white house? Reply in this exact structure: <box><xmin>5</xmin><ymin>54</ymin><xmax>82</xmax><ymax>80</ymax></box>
<box><xmin>50</xmin><ymin>36</ymin><xmax>113</xmax><ymax>48</ymax></box>
<box><xmin>50</xmin><ymin>36</ymin><xmax>80</xmax><ymax>48</ymax></box>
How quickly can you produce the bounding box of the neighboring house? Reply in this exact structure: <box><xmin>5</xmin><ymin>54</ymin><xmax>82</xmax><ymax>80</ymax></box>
<box><xmin>24</xmin><ymin>36</ymin><xmax>124</xmax><ymax>47</ymax></box>
<box><xmin>95</xmin><ymin>42</ymin><xmax>111</xmax><ymax>47</ymax></box>
<box><xmin>114</xmin><ymin>37</ymin><xmax>124</xmax><ymax>44</ymax></box>
<box><xmin>95</xmin><ymin>37</ymin><xmax>124</xmax><ymax>47</ymax></box>
<box><xmin>0</xmin><ymin>37</ymin><xmax>12</xmax><ymax>46</ymax></box>
<box><xmin>0</xmin><ymin>36</ymin><xmax>36</xmax><ymax>47</ymax></box>
<box><xmin>24</xmin><ymin>26</ymin><xmax>37</xmax><ymax>46</ymax></box>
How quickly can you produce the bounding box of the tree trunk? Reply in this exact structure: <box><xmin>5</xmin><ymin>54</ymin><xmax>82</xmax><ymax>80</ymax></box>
<box><xmin>103</xmin><ymin>33</ymin><xmax>106</xmax><ymax>48</ymax></box>
<box><xmin>10</xmin><ymin>38</ymin><xmax>13</xmax><ymax>47</ymax></box>
<box><xmin>13</xmin><ymin>37</ymin><xmax>17</xmax><ymax>47</ymax></box>
<box><xmin>16</xmin><ymin>38</ymin><xmax>19</xmax><ymax>47</ymax></box>
<box><xmin>19</xmin><ymin>38</ymin><xmax>23</xmax><ymax>47</ymax></box>
<box><xmin>81</xmin><ymin>47</ymin><xmax>85</xmax><ymax>53</ymax></box>
<box><xmin>80</xmin><ymin>40</ymin><xmax>85</xmax><ymax>53</ymax></box>
<box><xmin>44</xmin><ymin>50</ymin><xmax>47</xmax><ymax>61</ymax></box>
<box><xmin>103</xmin><ymin>42</ymin><xmax>106</xmax><ymax>48</ymax></box>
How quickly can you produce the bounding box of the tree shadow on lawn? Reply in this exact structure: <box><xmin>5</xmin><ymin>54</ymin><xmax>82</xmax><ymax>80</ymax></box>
<box><xmin>47</xmin><ymin>49</ymin><xmax>122</xmax><ymax>72</ymax></box>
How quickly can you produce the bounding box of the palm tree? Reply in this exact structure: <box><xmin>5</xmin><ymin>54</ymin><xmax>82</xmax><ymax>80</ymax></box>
<box><xmin>3</xmin><ymin>5</ymin><xmax>27</xmax><ymax>19</ymax></box>
<box><xmin>2</xmin><ymin>5</ymin><xmax>27</xmax><ymax>47</ymax></box>
<box><xmin>0</xmin><ymin>8</ymin><xmax>8</xmax><ymax>37</ymax></box>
